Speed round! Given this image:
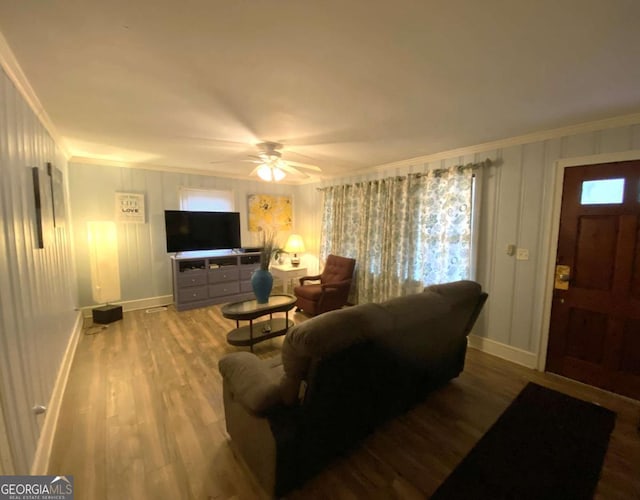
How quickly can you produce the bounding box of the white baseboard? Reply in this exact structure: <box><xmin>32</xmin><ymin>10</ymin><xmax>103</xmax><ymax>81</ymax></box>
<box><xmin>468</xmin><ymin>334</ymin><xmax>538</xmax><ymax>369</ymax></box>
<box><xmin>30</xmin><ymin>311</ymin><xmax>84</xmax><ymax>474</ymax></box>
<box><xmin>81</xmin><ymin>295</ymin><xmax>174</xmax><ymax>318</ymax></box>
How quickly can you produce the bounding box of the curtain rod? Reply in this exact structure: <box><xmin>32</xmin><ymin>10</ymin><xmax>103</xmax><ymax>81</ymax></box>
<box><xmin>317</xmin><ymin>158</ymin><xmax>492</xmax><ymax>191</ymax></box>
<box><xmin>430</xmin><ymin>158</ymin><xmax>492</xmax><ymax>177</ymax></box>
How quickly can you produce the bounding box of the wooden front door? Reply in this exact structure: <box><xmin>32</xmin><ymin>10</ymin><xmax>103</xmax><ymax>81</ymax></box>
<box><xmin>546</xmin><ymin>160</ymin><xmax>640</xmax><ymax>400</ymax></box>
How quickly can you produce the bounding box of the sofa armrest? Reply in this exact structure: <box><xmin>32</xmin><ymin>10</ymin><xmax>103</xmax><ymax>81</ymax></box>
<box><xmin>219</xmin><ymin>352</ymin><xmax>282</xmax><ymax>414</ymax></box>
<box><xmin>300</xmin><ymin>274</ymin><xmax>322</xmax><ymax>285</ymax></box>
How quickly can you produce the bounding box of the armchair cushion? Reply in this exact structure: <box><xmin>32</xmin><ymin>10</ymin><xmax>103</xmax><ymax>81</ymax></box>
<box><xmin>322</xmin><ymin>279</ymin><xmax>352</xmax><ymax>290</ymax></box>
<box><xmin>320</xmin><ymin>256</ymin><xmax>356</xmax><ymax>284</ymax></box>
<box><xmin>294</xmin><ymin>280</ymin><xmax>352</xmax><ymax>299</ymax></box>
<box><xmin>293</xmin><ymin>283</ymin><xmax>324</xmax><ymax>301</ymax></box>
<box><xmin>218</xmin><ymin>352</ymin><xmax>283</xmax><ymax>414</ymax></box>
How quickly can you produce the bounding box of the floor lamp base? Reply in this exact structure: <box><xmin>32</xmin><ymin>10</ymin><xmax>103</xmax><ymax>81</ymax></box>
<box><xmin>92</xmin><ymin>304</ymin><xmax>123</xmax><ymax>324</ymax></box>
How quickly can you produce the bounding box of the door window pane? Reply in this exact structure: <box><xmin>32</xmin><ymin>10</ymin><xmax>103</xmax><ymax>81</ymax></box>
<box><xmin>580</xmin><ymin>178</ymin><xmax>625</xmax><ymax>205</ymax></box>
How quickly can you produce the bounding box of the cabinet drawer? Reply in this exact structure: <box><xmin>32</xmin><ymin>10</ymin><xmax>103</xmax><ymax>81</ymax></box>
<box><xmin>178</xmin><ymin>285</ymin><xmax>208</xmax><ymax>303</ymax></box>
<box><xmin>177</xmin><ymin>272</ymin><xmax>207</xmax><ymax>287</ymax></box>
<box><xmin>209</xmin><ymin>282</ymin><xmax>240</xmax><ymax>297</ymax></box>
<box><xmin>209</xmin><ymin>267</ymin><xmax>239</xmax><ymax>283</ymax></box>
<box><xmin>240</xmin><ymin>265</ymin><xmax>260</xmax><ymax>280</ymax></box>
<box><xmin>240</xmin><ymin>280</ymin><xmax>254</xmax><ymax>293</ymax></box>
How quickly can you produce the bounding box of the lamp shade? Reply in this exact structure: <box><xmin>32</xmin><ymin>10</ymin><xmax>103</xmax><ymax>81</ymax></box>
<box><xmin>257</xmin><ymin>163</ymin><xmax>286</xmax><ymax>182</ymax></box>
<box><xmin>87</xmin><ymin>221</ymin><xmax>121</xmax><ymax>304</ymax></box>
<box><xmin>284</xmin><ymin>234</ymin><xmax>305</xmax><ymax>254</ymax></box>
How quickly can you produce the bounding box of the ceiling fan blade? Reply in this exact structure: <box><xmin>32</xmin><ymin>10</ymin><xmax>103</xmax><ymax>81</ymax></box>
<box><xmin>278</xmin><ymin>163</ymin><xmax>308</xmax><ymax>177</ymax></box>
<box><xmin>209</xmin><ymin>158</ymin><xmax>259</xmax><ymax>165</ymax></box>
<box><xmin>249</xmin><ymin>165</ymin><xmax>261</xmax><ymax>177</ymax></box>
<box><xmin>285</xmin><ymin>160</ymin><xmax>322</xmax><ymax>172</ymax></box>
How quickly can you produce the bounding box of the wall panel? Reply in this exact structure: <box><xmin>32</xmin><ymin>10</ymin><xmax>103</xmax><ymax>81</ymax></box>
<box><xmin>598</xmin><ymin>126</ymin><xmax>633</xmax><ymax>153</ymax></box>
<box><xmin>562</xmin><ymin>131</ymin><xmax>597</xmax><ymax>158</ymax></box>
<box><xmin>509</xmin><ymin>141</ymin><xmax>545</xmax><ymax>350</ymax></box>
<box><xmin>487</xmin><ymin>145</ymin><xmax>522</xmax><ymax>345</ymax></box>
<box><xmin>632</xmin><ymin>124</ymin><xmax>640</xmax><ymax>148</ymax></box>
<box><xmin>293</xmin><ymin>183</ymin><xmax>323</xmax><ymax>274</ymax></box>
<box><xmin>0</xmin><ymin>66</ymin><xmax>77</xmax><ymax>473</ymax></box>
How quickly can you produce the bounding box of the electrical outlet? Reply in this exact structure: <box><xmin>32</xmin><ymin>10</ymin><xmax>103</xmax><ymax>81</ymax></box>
<box><xmin>516</xmin><ymin>248</ymin><xmax>529</xmax><ymax>260</ymax></box>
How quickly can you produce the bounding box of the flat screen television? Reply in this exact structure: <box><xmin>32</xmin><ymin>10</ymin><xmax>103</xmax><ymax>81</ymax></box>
<box><xmin>164</xmin><ymin>210</ymin><xmax>241</xmax><ymax>253</ymax></box>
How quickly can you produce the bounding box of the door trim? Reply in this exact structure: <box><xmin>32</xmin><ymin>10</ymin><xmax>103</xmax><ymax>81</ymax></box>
<box><xmin>537</xmin><ymin>149</ymin><xmax>640</xmax><ymax>371</ymax></box>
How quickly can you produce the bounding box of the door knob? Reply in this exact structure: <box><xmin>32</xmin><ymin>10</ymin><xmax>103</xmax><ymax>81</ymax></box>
<box><xmin>555</xmin><ymin>265</ymin><xmax>571</xmax><ymax>290</ymax></box>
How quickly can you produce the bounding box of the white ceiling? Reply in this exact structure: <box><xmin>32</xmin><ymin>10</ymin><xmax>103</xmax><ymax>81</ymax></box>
<box><xmin>1</xmin><ymin>0</ymin><xmax>640</xmax><ymax>182</ymax></box>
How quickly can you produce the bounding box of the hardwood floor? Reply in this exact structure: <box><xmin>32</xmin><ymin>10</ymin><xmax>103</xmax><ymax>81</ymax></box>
<box><xmin>48</xmin><ymin>305</ymin><xmax>640</xmax><ymax>499</ymax></box>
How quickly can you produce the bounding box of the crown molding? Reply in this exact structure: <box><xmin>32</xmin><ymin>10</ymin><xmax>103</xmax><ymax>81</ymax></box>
<box><xmin>347</xmin><ymin>112</ymin><xmax>640</xmax><ymax>177</ymax></box>
<box><xmin>0</xmin><ymin>31</ymin><xmax>70</xmax><ymax>159</ymax></box>
<box><xmin>69</xmin><ymin>156</ymin><xmax>321</xmax><ymax>185</ymax></box>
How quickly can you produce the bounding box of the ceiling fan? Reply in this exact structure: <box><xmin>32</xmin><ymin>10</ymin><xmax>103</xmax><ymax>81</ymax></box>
<box><xmin>247</xmin><ymin>142</ymin><xmax>322</xmax><ymax>182</ymax></box>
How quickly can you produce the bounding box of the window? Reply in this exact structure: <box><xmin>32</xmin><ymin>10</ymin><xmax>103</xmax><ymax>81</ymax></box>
<box><xmin>580</xmin><ymin>178</ymin><xmax>625</xmax><ymax>205</ymax></box>
<box><xmin>179</xmin><ymin>188</ymin><xmax>235</xmax><ymax>211</ymax></box>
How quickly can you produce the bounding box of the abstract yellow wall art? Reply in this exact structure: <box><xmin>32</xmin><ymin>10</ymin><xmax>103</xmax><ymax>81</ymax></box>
<box><xmin>247</xmin><ymin>194</ymin><xmax>293</xmax><ymax>232</ymax></box>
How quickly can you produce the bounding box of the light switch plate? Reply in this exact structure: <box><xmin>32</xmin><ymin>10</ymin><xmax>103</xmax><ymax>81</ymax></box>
<box><xmin>516</xmin><ymin>248</ymin><xmax>529</xmax><ymax>260</ymax></box>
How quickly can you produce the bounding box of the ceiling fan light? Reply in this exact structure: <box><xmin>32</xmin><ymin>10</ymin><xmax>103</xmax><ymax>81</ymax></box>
<box><xmin>273</xmin><ymin>167</ymin><xmax>286</xmax><ymax>181</ymax></box>
<box><xmin>257</xmin><ymin>164</ymin><xmax>273</xmax><ymax>181</ymax></box>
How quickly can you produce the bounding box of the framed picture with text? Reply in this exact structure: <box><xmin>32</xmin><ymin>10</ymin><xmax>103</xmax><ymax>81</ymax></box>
<box><xmin>115</xmin><ymin>192</ymin><xmax>145</xmax><ymax>223</ymax></box>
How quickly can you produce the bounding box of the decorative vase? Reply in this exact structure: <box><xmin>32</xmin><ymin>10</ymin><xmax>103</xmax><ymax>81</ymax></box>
<box><xmin>251</xmin><ymin>269</ymin><xmax>273</xmax><ymax>304</ymax></box>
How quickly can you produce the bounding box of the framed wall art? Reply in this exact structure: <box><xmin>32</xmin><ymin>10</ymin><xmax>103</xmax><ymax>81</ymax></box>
<box><xmin>247</xmin><ymin>194</ymin><xmax>292</xmax><ymax>232</ymax></box>
<box><xmin>32</xmin><ymin>167</ymin><xmax>44</xmax><ymax>248</ymax></box>
<box><xmin>47</xmin><ymin>162</ymin><xmax>66</xmax><ymax>228</ymax></box>
<box><xmin>115</xmin><ymin>192</ymin><xmax>145</xmax><ymax>223</ymax></box>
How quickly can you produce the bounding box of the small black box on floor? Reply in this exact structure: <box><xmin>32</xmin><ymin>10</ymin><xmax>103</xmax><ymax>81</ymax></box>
<box><xmin>92</xmin><ymin>304</ymin><xmax>123</xmax><ymax>324</ymax></box>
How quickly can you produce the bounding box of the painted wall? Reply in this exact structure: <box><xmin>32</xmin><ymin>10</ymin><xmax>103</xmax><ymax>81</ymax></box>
<box><xmin>298</xmin><ymin>122</ymin><xmax>640</xmax><ymax>361</ymax></box>
<box><xmin>0</xmin><ymin>66</ymin><xmax>78</xmax><ymax>473</ymax></box>
<box><xmin>67</xmin><ymin>164</ymin><xmax>302</xmax><ymax>308</ymax></box>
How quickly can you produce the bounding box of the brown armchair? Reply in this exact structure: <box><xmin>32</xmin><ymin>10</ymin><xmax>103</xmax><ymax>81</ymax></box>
<box><xmin>293</xmin><ymin>254</ymin><xmax>356</xmax><ymax>316</ymax></box>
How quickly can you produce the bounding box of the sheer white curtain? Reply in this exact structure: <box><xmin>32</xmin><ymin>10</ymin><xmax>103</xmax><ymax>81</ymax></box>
<box><xmin>320</xmin><ymin>165</ymin><xmax>474</xmax><ymax>304</ymax></box>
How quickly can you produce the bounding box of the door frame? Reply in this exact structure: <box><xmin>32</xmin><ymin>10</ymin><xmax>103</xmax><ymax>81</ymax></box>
<box><xmin>537</xmin><ymin>149</ymin><xmax>640</xmax><ymax>372</ymax></box>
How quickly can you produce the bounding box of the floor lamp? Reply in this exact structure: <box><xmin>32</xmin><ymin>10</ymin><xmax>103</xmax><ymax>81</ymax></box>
<box><xmin>87</xmin><ymin>221</ymin><xmax>123</xmax><ymax>324</ymax></box>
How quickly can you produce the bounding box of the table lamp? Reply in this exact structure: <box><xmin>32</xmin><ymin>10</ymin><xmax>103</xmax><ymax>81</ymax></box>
<box><xmin>284</xmin><ymin>234</ymin><xmax>305</xmax><ymax>267</ymax></box>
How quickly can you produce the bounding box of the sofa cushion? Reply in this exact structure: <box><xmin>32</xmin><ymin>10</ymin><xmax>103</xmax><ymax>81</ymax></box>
<box><xmin>377</xmin><ymin>282</ymin><xmax>481</xmax><ymax>359</ymax></box>
<box><xmin>279</xmin><ymin>303</ymin><xmax>391</xmax><ymax>405</ymax></box>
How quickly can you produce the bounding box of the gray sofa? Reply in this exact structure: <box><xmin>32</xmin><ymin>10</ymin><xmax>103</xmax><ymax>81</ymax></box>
<box><xmin>219</xmin><ymin>280</ymin><xmax>488</xmax><ymax>497</ymax></box>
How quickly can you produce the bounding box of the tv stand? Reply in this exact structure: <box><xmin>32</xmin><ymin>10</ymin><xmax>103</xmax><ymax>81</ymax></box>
<box><xmin>171</xmin><ymin>250</ymin><xmax>262</xmax><ymax>311</ymax></box>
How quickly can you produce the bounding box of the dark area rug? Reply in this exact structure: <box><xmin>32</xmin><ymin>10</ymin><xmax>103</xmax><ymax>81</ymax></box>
<box><xmin>431</xmin><ymin>382</ymin><xmax>616</xmax><ymax>500</ymax></box>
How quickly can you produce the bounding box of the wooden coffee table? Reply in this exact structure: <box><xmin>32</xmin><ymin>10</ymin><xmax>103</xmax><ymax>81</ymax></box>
<box><xmin>221</xmin><ymin>294</ymin><xmax>297</xmax><ymax>351</ymax></box>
